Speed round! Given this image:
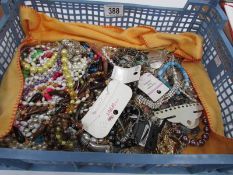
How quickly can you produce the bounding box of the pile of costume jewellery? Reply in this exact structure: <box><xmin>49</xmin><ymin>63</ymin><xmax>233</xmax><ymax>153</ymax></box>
<box><xmin>0</xmin><ymin>40</ymin><xmax>210</xmax><ymax>154</ymax></box>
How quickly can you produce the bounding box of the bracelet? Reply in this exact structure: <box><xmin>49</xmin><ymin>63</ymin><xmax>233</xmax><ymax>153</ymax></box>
<box><xmin>157</xmin><ymin>61</ymin><xmax>190</xmax><ymax>90</ymax></box>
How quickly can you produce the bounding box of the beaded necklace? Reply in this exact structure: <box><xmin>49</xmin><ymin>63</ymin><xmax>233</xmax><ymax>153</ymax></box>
<box><xmin>0</xmin><ymin>43</ymin><xmax>210</xmax><ymax>152</ymax></box>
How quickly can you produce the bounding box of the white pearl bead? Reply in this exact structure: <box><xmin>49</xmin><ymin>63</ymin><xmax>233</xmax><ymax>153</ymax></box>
<box><xmin>32</xmin><ymin>128</ymin><xmax>37</xmax><ymax>134</ymax></box>
<box><xmin>57</xmin><ymin>77</ymin><xmax>63</xmax><ymax>81</ymax></box>
<box><xmin>24</xmin><ymin>128</ymin><xmax>30</xmax><ymax>133</ymax></box>
<box><xmin>36</xmin><ymin>102</ymin><xmax>42</xmax><ymax>106</ymax></box>
<box><xmin>20</xmin><ymin>121</ymin><xmax>27</xmax><ymax>126</ymax></box>
<box><xmin>29</xmin><ymin>125</ymin><xmax>34</xmax><ymax>129</ymax></box>
<box><xmin>81</xmin><ymin>97</ymin><xmax>86</xmax><ymax>101</ymax></box>
<box><xmin>19</xmin><ymin>126</ymin><xmax>24</xmax><ymax>132</ymax></box>
<box><xmin>33</xmin><ymin>117</ymin><xmax>38</xmax><ymax>122</ymax></box>
<box><xmin>75</xmin><ymin>100</ymin><xmax>81</xmax><ymax>104</ymax></box>
<box><xmin>38</xmin><ymin>115</ymin><xmax>44</xmax><ymax>120</ymax></box>
<box><xmin>43</xmin><ymin>116</ymin><xmax>50</xmax><ymax>120</ymax></box>
<box><xmin>83</xmin><ymin>108</ymin><xmax>88</xmax><ymax>112</ymax></box>
<box><xmin>22</xmin><ymin>101</ymin><xmax>28</xmax><ymax>105</ymax></box>
<box><xmin>34</xmin><ymin>124</ymin><xmax>40</xmax><ymax>129</ymax></box>
<box><xmin>29</xmin><ymin>102</ymin><xmax>34</xmax><ymax>106</ymax></box>
<box><xmin>43</xmin><ymin>101</ymin><xmax>48</xmax><ymax>106</ymax></box>
<box><xmin>25</xmin><ymin>132</ymin><xmax>32</xmax><ymax>137</ymax></box>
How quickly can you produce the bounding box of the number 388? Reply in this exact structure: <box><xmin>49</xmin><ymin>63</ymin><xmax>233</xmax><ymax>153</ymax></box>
<box><xmin>108</xmin><ymin>8</ymin><xmax>120</xmax><ymax>14</ymax></box>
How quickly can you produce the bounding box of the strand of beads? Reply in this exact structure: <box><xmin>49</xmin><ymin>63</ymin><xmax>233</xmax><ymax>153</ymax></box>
<box><xmin>21</xmin><ymin>52</ymin><xmax>58</xmax><ymax>75</ymax></box>
<box><xmin>15</xmin><ymin>114</ymin><xmax>50</xmax><ymax>139</ymax></box>
<box><xmin>173</xmin><ymin>115</ymin><xmax>210</xmax><ymax>147</ymax></box>
<box><xmin>21</xmin><ymin>46</ymin><xmax>45</xmax><ymax>63</ymax></box>
<box><xmin>4</xmin><ymin>42</ymin><xmax>210</xmax><ymax>154</ymax></box>
<box><xmin>61</xmin><ymin>49</ymin><xmax>77</xmax><ymax>114</ymax></box>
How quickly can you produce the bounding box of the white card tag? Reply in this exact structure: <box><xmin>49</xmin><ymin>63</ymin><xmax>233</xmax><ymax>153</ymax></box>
<box><xmin>153</xmin><ymin>103</ymin><xmax>203</xmax><ymax>129</ymax></box>
<box><xmin>138</xmin><ymin>73</ymin><xmax>169</xmax><ymax>102</ymax></box>
<box><xmin>81</xmin><ymin>80</ymin><xmax>132</xmax><ymax>138</ymax></box>
<box><xmin>111</xmin><ymin>65</ymin><xmax>141</xmax><ymax>84</ymax></box>
<box><xmin>104</xmin><ymin>4</ymin><xmax>124</xmax><ymax>17</ymax></box>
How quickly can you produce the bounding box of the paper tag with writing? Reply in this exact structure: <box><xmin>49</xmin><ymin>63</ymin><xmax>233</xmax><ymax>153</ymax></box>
<box><xmin>104</xmin><ymin>4</ymin><xmax>124</xmax><ymax>17</ymax></box>
<box><xmin>138</xmin><ymin>73</ymin><xmax>169</xmax><ymax>102</ymax></box>
<box><xmin>111</xmin><ymin>65</ymin><xmax>141</xmax><ymax>84</ymax></box>
<box><xmin>81</xmin><ymin>80</ymin><xmax>132</xmax><ymax>138</ymax></box>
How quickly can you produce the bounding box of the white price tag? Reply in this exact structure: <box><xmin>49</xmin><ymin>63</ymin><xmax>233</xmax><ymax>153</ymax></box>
<box><xmin>104</xmin><ymin>4</ymin><xmax>124</xmax><ymax>17</ymax></box>
<box><xmin>138</xmin><ymin>73</ymin><xmax>169</xmax><ymax>102</ymax></box>
<box><xmin>81</xmin><ymin>80</ymin><xmax>132</xmax><ymax>138</ymax></box>
<box><xmin>153</xmin><ymin>103</ymin><xmax>203</xmax><ymax>129</ymax></box>
<box><xmin>111</xmin><ymin>65</ymin><xmax>141</xmax><ymax>84</ymax></box>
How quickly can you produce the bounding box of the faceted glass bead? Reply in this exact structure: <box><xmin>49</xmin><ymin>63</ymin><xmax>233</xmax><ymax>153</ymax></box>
<box><xmin>30</xmin><ymin>67</ymin><xmax>37</xmax><ymax>74</ymax></box>
<box><xmin>31</xmin><ymin>52</ymin><xmax>38</xmax><ymax>60</ymax></box>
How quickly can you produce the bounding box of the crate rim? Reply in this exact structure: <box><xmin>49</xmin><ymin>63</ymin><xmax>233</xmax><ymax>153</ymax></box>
<box><xmin>0</xmin><ymin>0</ymin><xmax>233</xmax><ymax>171</ymax></box>
<box><xmin>0</xmin><ymin>148</ymin><xmax>233</xmax><ymax>165</ymax></box>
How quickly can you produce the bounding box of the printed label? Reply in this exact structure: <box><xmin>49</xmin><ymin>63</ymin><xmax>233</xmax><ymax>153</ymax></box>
<box><xmin>81</xmin><ymin>80</ymin><xmax>132</xmax><ymax>138</ymax></box>
<box><xmin>138</xmin><ymin>73</ymin><xmax>169</xmax><ymax>102</ymax></box>
<box><xmin>104</xmin><ymin>4</ymin><xmax>124</xmax><ymax>17</ymax></box>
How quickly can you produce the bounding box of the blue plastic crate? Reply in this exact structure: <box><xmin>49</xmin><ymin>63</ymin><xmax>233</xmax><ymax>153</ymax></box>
<box><xmin>0</xmin><ymin>0</ymin><xmax>233</xmax><ymax>173</ymax></box>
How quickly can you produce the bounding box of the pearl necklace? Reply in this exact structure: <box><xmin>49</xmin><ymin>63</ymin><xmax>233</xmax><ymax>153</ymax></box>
<box><xmin>21</xmin><ymin>50</ymin><xmax>58</xmax><ymax>75</ymax></box>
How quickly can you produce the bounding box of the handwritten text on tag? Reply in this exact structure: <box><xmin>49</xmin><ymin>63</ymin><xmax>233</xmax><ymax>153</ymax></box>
<box><xmin>138</xmin><ymin>73</ymin><xmax>169</xmax><ymax>102</ymax></box>
<box><xmin>81</xmin><ymin>80</ymin><xmax>132</xmax><ymax>138</ymax></box>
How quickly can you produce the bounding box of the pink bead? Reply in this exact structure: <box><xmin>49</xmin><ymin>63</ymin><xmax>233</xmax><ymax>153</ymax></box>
<box><xmin>97</xmin><ymin>52</ymin><xmax>102</xmax><ymax>57</ymax></box>
<box><xmin>46</xmin><ymin>88</ymin><xmax>54</xmax><ymax>93</ymax></box>
<box><xmin>42</xmin><ymin>52</ymin><xmax>53</xmax><ymax>59</ymax></box>
<box><xmin>42</xmin><ymin>47</ymin><xmax>49</xmax><ymax>51</ymax></box>
<box><xmin>94</xmin><ymin>54</ymin><xmax>99</xmax><ymax>61</ymax></box>
<box><xmin>43</xmin><ymin>93</ymin><xmax>52</xmax><ymax>101</ymax></box>
<box><xmin>52</xmin><ymin>72</ymin><xmax>62</xmax><ymax>80</ymax></box>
